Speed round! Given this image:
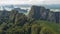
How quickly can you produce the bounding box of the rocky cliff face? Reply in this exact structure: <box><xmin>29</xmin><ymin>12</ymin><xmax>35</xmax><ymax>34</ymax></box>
<box><xmin>0</xmin><ymin>10</ymin><xmax>10</xmax><ymax>23</ymax></box>
<box><xmin>28</xmin><ymin>6</ymin><xmax>50</xmax><ymax>20</ymax></box>
<box><xmin>48</xmin><ymin>11</ymin><xmax>60</xmax><ymax>23</ymax></box>
<box><xmin>0</xmin><ymin>10</ymin><xmax>27</xmax><ymax>26</ymax></box>
<box><xmin>0</xmin><ymin>5</ymin><xmax>60</xmax><ymax>24</ymax></box>
<box><xmin>28</xmin><ymin>5</ymin><xmax>60</xmax><ymax>23</ymax></box>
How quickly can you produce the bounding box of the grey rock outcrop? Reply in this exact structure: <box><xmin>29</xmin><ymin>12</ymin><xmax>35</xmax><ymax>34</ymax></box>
<box><xmin>28</xmin><ymin>5</ymin><xmax>60</xmax><ymax>23</ymax></box>
<box><xmin>48</xmin><ymin>11</ymin><xmax>60</xmax><ymax>23</ymax></box>
<box><xmin>0</xmin><ymin>9</ymin><xmax>27</xmax><ymax>25</ymax></box>
<box><xmin>28</xmin><ymin>6</ymin><xmax>49</xmax><ymax>20</ymax></box>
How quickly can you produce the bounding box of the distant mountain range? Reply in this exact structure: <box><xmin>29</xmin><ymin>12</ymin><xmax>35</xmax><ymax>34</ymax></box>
<box><xmin>0</xmin><ymin>4</ymin><xmax>31</xmax><ymax>11</ymax></box>
<box><xmin>0</xmin><ymin>4</ymin><xmax>60</xmax><ymax>11</ymax></box>
<box><xmin>44</xmin><ymin>4</ymin><xmax>60</xmax><ymax>9</ymax></box>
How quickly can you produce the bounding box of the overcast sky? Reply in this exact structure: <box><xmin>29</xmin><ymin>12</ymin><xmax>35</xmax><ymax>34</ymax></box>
<box><xmin>0</xmin><ymin>0</ymin><xmax>60</xmax><ymax>5</ymax></box>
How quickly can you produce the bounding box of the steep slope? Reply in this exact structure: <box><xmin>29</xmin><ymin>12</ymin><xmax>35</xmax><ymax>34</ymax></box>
<box><xmin>28</xmin><ymin>6</ymin><xmax>49</xmax><ymax>20</ymax></box>
<box><xmin>6</xmin><ymin>20</ymin><xmax>60</xmax><ymax>34</ymax></box>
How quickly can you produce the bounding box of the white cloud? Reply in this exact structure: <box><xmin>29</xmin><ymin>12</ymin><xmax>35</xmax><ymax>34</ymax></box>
<box><xmin>0</xmin><ymin>0</ymin><xmax>60</xmax><ymax>5</ymax></box>
<box><xmin>28</xmin><ymin>0</ymin><xmax>44</xmax><ymax>5</ymax></box>
<box><xmin>0</xmin><ymin>0</ymin><xmax>30</xmax><ymax>5</ymax></box>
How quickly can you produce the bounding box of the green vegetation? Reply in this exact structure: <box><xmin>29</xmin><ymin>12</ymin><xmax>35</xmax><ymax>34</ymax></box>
<box><xmin>0</xmin><ymin>19</ymin><xmax>60</xmax><ymax>34</ymax></box>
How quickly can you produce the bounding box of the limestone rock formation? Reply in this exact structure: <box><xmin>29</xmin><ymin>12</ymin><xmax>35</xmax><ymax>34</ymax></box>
<box><xmin>28</xmin><ymin>5</ymin><xmax>50</xmax><ymax>20</ymax></box>
<box><xmin>0</xmin><ymin>9</ymin><xmax>27</xmax><ymax>26</ymax></box>
<box><xmin>48</xmin><ymin>11</ymin><xmax>60</xmax><ymax>23</ymax></box>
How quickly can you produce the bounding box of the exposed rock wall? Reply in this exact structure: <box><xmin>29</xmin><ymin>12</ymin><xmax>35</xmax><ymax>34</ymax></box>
<box><xmin>28</xmin><ymin>6</ymin><xmax>49</xmax><ymax>20</ymax></box>
<box><xmin>28</xmin><ymin>5</ymin><xmax>60</xmax><ymax>23</ymax></box>
<box><xmin>48</xmin><ymin>11</ymin><xmax>60</xmax><ymax>23</ymax></box>
<box><xmin>0</xmin><ymin>9</ymin><xmax>27</xmax><ymax>25</ymax></box>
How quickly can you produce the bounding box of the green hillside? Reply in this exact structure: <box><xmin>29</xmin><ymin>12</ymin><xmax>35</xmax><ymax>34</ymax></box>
<box><xmin>5</xmin><ymin>20</ymin><xmax>60</xmax><ymax>34</ymax></box>
<box><xmin>36</xmin><ymin>20</ymin><xmax>60</xmax><ymax>34</ymax></box>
